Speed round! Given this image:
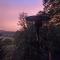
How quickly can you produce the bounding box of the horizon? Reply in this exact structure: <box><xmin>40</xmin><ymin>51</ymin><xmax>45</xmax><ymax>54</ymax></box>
<box><xmin>0</xmin><ymin>0</ymin><xmax>44</xmax><ymax>31</ymax></box>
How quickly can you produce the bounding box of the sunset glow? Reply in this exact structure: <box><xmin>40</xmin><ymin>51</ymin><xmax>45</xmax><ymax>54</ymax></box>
<box><xmin>0</xmin><ymin>0</ymin><xmax>44</xmax><ymax>31</ymax></box>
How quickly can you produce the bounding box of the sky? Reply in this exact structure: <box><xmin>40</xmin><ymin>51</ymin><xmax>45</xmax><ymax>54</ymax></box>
<box><xmin>0</xmin><ymin>0</ymin><xmax>44</xmax><ymax>31</ymax></box>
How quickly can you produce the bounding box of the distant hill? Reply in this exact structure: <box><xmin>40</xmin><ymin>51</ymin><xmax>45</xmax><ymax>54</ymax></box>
<box><xmin>0</xmin><ymin>30</ymin><xmax>15</xmax><ymax>37</ymax></box>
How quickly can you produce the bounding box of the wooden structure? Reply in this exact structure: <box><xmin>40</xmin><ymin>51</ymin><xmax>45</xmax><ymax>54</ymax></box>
<box><xmin>26</xmin><ymin>11</ymin><xmax>50</xmax><ymax>40</ymax></box>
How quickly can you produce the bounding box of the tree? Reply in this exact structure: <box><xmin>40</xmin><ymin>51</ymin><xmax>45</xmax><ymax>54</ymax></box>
<box><xmin>43</xmin><ymin>0</ymin><xmax>60</xmax><ymax>60</ymax></box>
<box><xmin>43</xmin><ymin>0</ymin><xmax>48</xmax><ymax>5</ymax></box>
<box><xmin>0</xmin><ymin>38</ymin><xmax>4</xmax><ymax>60</ymax></box>
<box><xmin>18</xmin><ymin>12</ymin><xmax>28</xmax><ymax>30</ymax></box>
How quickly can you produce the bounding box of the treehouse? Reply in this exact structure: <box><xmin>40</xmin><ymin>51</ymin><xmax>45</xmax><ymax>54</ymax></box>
<box><xmin>26</xmin><ymin>11</ymin><xmax>50</xmax><ymax>27</ymax></box>
<box><xmin>26</xmin><ymin>11</ymin><xmax>50</xmax><ymax>40</ymax></box>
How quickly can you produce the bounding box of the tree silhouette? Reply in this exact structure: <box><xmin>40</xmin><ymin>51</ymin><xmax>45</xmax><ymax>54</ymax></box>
<box><xmin>18</xmin><ymin>12</ymin><xmax>28</xmax><ymax>30</ymax></box>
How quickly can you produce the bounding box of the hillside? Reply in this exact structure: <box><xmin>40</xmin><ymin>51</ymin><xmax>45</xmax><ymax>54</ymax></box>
<box><xmin>0</xmin><ymin>30</ymin><xmax>15</xmax><ymax>37</ymax></box>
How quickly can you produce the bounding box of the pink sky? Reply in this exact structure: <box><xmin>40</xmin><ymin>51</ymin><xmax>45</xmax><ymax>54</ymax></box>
<box><xmin>0</xmin><ymin>0</ymin><xmax>44</xmax><ymax>31</ymax></box>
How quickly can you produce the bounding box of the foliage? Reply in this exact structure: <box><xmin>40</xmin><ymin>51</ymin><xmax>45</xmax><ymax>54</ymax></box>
<box><xmin>0</xmin><ymin>36</ymin><xmax>15</xmax><ymax>60</ymax></box>
<box><xmin>14</xmin><ymin>22</ymin><xmax>50</xmax><ymax>60</ymax></box>
<box><xmin>18</xmin><ymin>12</ymin><xmax>28</xmax><ymax>30</ymax></box>
<box><xmin>13</xmin><ymin>0</ymin><xmax>60</xmax><ymax>60</ymax></box>
<box><xmin>0</xmin><ymin>38</ymin><xmax>4</xmax><ymax>60</ymax></box>
<box><xmin>44</xmin><ymin>0</ymin><xmax>60</xmax><ymax>59</ymax></box>
<box><xmin>47</xmin><ymin>25</ymin><xmax>60</xmax><ymax>50</ymax></box>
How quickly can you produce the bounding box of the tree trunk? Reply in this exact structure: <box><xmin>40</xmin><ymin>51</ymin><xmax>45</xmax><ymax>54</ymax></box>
<box><xmin>49</xmin><ymin>50</ymin><xmax>52</xmax><ymax>60</ymax></box>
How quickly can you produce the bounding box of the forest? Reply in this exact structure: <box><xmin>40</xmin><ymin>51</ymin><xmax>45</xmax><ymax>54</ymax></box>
<box><xmin>0</xmin><ymin>0</ymin><xmax>60</xmax><ymax>60</ymax></box>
